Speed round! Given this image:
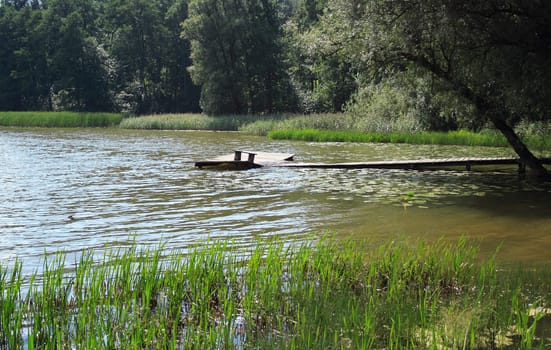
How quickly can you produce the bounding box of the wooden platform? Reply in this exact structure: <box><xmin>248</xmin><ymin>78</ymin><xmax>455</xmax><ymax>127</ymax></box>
<box><xmin>277</xmin><ymin>157</ymin><xmax>528</xmax><ymax>170</ymax></box>
<box><xmin>194</xmin><ymin>151</ymin><xmax>294</xmax><ymax>169</ymax></box>
<box><xmin>195</xmin><ymin>152</ymin><xmax>551</xmax><ymax>172</ymax></box>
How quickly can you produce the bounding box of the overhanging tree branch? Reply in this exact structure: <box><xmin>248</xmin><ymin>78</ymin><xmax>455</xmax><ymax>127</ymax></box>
<box><xmin>397</xmin><ymin>51</ymin><xmax>549</xmax><ymax>178</ymax></box>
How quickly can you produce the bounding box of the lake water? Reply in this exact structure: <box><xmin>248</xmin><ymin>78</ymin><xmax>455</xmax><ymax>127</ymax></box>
<box><xmin>1</xmin><ymin>128</ymin><xmax>550</xmax><ymax>275</ymax></box>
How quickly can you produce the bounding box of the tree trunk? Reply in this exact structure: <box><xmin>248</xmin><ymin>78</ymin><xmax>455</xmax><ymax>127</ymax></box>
<box><xmin>402</xmin><ymin>54</ymin><xmax>549</xmax><ymax>179</ymax></box>
<box><xmin>490</xmin><ymin>117</ymin><xmax>549</xmax><ymax>179</ymax></box>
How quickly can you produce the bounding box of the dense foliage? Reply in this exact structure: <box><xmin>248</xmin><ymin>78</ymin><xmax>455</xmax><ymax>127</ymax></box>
<box><xmin>182</xmin><ymin>0</ymin><xmax>294</xmax><ymax>114</ymax></box>
<box><xmin>310</xmin><ymin>0</ymin><xmax>551</xmax><ymax>175</ymax></box>
<box><xmin>0</xmin><ymin>0</ymin><xmax>200</xmax><ymax>114</ymax></box>
<box><xmin>3</xmin><ymin>1</ymin><xmax>550</xmax><ymax>119</ymax></box>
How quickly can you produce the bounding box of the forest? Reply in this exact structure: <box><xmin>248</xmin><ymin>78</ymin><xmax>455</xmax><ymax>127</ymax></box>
<box><xmin>2</xmin><ymin>0</ymin><xmax>551</xmax><ymax>174</ymax></box>
<box><xmin>1</xmin><ymin>0</ymin><xmax>548</xmax><ymax>116</ymax></box>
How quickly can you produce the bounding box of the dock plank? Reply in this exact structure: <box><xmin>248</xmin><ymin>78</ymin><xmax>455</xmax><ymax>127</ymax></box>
<box><xmin>276</xmin><ymin>157</ymin><xmax>523</xmax><ymax>169</ymax></box>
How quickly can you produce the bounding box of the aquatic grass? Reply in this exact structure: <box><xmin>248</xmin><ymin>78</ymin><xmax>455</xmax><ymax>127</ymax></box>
<box><xmin>267</xmin><ymin>128</ymin><xmax>519</xmax><ymax>148</ymax></box>
<box><xmin>119</xmin><ymin>113</ymin><xmax>283</xmax><ymax>131</ymax></box>
<box><xmin>122</xmin><ymin>112</ymin><xmax>551</xmax><ymax>152</ymax></box>
<box><xmin>268</xmin><ymin>127</ymin><xmax>551</xmax><ymax>151</ymax></box>
<box><xmin>5</xmin><ymin>110</ymin><xmax>549</xmax><ymax>151</ymax></box>
<box><xmin>0</xmin><ymin>238</ymin><xmax>549</xmax><ymax>349</ymax></box>
<box><xmin>0</xmin><ymin>111</ymin><xmax>123</xmax><ymax>127</ymax></box>
<box><xmin>0</xmin><ymin>260</ymin><xmax>24</xmax><ymax>349</ymax></box>
<box><xmin>120</xmin><ymin>113</ymin><xmax>349</xmax><ymax>133</ymax></box>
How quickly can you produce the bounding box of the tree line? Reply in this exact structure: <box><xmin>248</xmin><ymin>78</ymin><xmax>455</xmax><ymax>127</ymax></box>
<box><xmin>1</xmin><ymin>0</ymin><xmax>200</xmax><ymax>114</ymax></box>
<box><xmin>2</xmin><ymin>0</ymin><xmax>550</xmax><ymax>174</ymax></box>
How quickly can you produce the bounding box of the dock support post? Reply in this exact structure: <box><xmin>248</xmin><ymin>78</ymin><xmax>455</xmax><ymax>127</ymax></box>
<box><xmin>234</xmin><ymin>151</ymin><xmax>242</xmax><ymax>161</ymax></box>
<box><xmin>465</xmin><ymin>162</ymin><xmax>471</xmax><ymax>171</ymax></box>
<box><xmin>247</xmin><ymin>153</ymin><xmax>256</xmax><ymax>163</ymax></box>
<box><xmin>518</xmin><ymin>160</ymin><xmax>526</xmax><ymax>174</ymax></box>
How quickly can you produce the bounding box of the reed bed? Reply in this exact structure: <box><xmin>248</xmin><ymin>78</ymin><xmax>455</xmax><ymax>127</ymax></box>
<box><xmin>120</xmin><ymin>113</ymin><xmax>351</xmax><ymax>133</ymax></box>
<box><xmin>119</xmin><ymin>114</ymin><xmax>280</xmax><ymax>131</ymax></box>
<box><xmin>0</xmin><ymin>112</ymin><xmax>123</xmax><ymax>128</ymax></box>
<box><xmin>268</xmin><ymin>128</ymin><xmax>551</xmax><ymax>151</ymax></box>
<box><xmin>121</xmin><ymin>113</ymin><xmax>551</xmax><ymax>150</ymax></box>
<box><xmin>266</xmin><ymin>128</ymin><xmax>510</xmax><ymax>146</ymax></box>
<box><xmin>1</xmin><ymin>238</ymin><xmax>549</xmax><ymax>349</ymax></box>
<box><xmin>6</xmin><ymin>111</ymin><xmax>549</xmax><ymax>151</ymax></box>
<box><xmin>239</xmin><ymin>113</ymin><xmax>355</xmax><ymax>135</ymax></box>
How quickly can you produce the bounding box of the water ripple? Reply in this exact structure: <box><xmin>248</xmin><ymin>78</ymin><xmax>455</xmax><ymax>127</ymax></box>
<box><xmin>1</xmin><ymin>128</ymin><xmax>550</xmax><ymax>275</ymax></box>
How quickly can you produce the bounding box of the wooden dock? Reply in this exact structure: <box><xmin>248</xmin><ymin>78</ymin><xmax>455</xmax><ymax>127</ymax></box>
<box><xmin>195</xmin><ymin>151</ymin><xmax>551</xmax><ymax>172</ymax></box>
<box><xmin>194</xmin><ymin>150</ymin><xmax>295</xmax><ymax>169</ymax></box>
<box><xmin>278</xmin><ymin>157</ymin><xmax>528</xmax><ymax>171</ymax></box>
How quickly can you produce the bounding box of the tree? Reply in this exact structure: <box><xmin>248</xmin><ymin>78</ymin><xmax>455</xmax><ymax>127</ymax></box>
<box><xmin>41</xmin><ymin>0</ymin><xmax>112</xmax><ymax>111</ymax></box>
<box><xmin>312</xmin><ymin>0</ymin><xmax>550</xmax><ymax>177</ymax></box>
<box><xmin>157</xmin><ymin>0</ymin><xmax>200</xmax><ymax>113</ymax></box>
<box><xmin>183</xmin><ymin>0</ymin><xmax>293</xmax><ymax>114</ymax></box>
<box><xmin>0</xmin><ymin>2</ymin><xmax>49</xmax><ymax>110</ymax></box>
<box><xmin>102</xmin><ymin>0</ymin><xmax>200</xmax><ymax>114</ymax></box>
<box><xmin>286</xmin><ymin>19</ymin><xmax>357</xmax><ymax>113</ymax></box>
<box><xmin>1</xmin><ymin>0</ymin><xmax>200</xmax><ymax>113</ymax></box>
<box><xmin>103</xmin><ymin>0</ymin><xmax>163</xmax><ymax>113</ymax></box>
<box><xmin>285</xmin><ymin>0</ymin><xmax>359</xmax><ymax>113</ymax></box>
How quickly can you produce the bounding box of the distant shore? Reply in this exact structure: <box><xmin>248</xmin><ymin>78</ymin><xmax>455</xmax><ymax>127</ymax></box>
<box><xmin>2</xmin><ymin>111</ymin><xmax>550</xmax><ymax>151</ymax></box>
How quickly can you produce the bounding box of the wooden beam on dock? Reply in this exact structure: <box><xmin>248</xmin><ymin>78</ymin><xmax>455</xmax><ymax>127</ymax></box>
<box><xmin>275</xmin><ymin>157</ymin><xmax>551</xmax><ymax>171</ymax></box>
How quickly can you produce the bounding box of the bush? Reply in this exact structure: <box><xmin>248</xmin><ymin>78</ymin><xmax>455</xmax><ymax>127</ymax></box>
<box><xmin>345</xmin><ymin>72</ymin><xmax>478</xmax><ymax>133</ymax></box>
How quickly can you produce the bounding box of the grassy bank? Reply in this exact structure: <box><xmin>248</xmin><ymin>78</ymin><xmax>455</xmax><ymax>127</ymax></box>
<box><xmin>122</xmin><ymin>113</ymin><xmax>551</xmax><ymax>150</ymax></box>
<box><xmin>4</xmin><ymin>112</ymin><xmax>551</xmax><ymax>151</ymax></box>
<box><xmin>119</xmin><ymin>113</ymin><xmax>274</xmax><ymax>131</ymax></box>
<box><xmin>268</xmin><ymin>128</ymin><xmax>513</xmax><ymax>147</ymax></box>
<box><xmin>1</xmin><ymin>238</ymin><xmax>550</xmax><ymax>349</ymax></box>
<box><xmin>0</xmin><ymin>111</ymin><xmax>123</xmax><ymax>128</ymax></box>
<box><xmin>268</xmin><ymin>128</ymin><xmax>551</xmax><ymax>151</ymax></box>
<box><xmin>119</xmin><ymin>113</ymin><xmax>347</xmax><ymax>133</ymax></box>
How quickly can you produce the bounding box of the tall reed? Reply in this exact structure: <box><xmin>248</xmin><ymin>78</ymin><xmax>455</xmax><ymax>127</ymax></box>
<box><xmin>0</xmin><ymin>111</ymin><xmax>123</xmax><ymax>127</ymax></box>
<box><xmin>0</xmin><ymin>260</ymin><xmax>24</xmax><ymax>349</ymax></box>
<box><xmin>0</xmin><ymin>238</ymin><xmax>549</xmax><ymax>349</ymax></box>
<box><xmin>119</xmin><ymin>113</ymin><xmax>281</xmax><ymax>131</ymax></box>
<box><xmin>267</xmin><ymin>128</ymin><xmax>515</xmax><ymax>147</ymax></box>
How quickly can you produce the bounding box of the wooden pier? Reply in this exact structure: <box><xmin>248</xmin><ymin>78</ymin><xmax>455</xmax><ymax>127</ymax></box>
<box><xmin>194</xmin><ymin>150</ymin><xmax>294</xmax><ymax>170</ymax></box>
<box><xmin>195</xmin><ymin>151</ymin><xmax>551</xmax><ymax>172</ymax></box>
<box><xmin>278</xmin><ymin>157</ymin><xmax>529</xmax><ymax>171</ymax></box>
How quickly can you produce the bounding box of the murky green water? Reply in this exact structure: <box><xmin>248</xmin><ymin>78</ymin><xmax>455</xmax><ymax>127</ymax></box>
<box><xmin>1</xmin><ymin>128</ymin><xmax>550</xmax><ymax>274</ymax></box>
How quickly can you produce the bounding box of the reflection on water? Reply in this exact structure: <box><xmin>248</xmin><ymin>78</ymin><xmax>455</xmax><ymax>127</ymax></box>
<box><xmin>1</xmin><ymin>128</ymin><xmax>550</xmax><ymax>275</ymax></box>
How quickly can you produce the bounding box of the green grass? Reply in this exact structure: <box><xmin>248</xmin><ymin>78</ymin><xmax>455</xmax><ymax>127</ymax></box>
<box><xmin>123</xmin><ymin>113</ymin><xmax>551</xmax><ymax>150</ymax></box>
<box><xmin>3</xmin><ymin>111</ymin><xmax>551</xmax><ymax>151</ymax></box>
<box><xmin>119</xmin><ymin>113</ymin><xmax>280</xmax><ymax>131</ymax></box>
<box><xmin>268</xmin><ymin>128</ymin><xmax>551</xmax><ymax>150</ymax></box>
<box><xmin>239</xmin><ymin>113</ymin><xmax>355</xmax><ymax>135</ymax></box>
<box><xmin>1</xmin><ymin>238</ymin><xmax>550</xmax><ymax>349</ymax></box>
<box><xmin>0</xmin><ymin>111</ymin><xmax>123</xmax><ymax>127</ymax></box>
<box><xmin>267</xmin><ymin>128</ymin><xmax>510</xmax><ymax>146</ymax></box>
<box><xmin>119</xmin><ymin>113</ymin><xmax>341</xmax><ymax>133</ymax></box>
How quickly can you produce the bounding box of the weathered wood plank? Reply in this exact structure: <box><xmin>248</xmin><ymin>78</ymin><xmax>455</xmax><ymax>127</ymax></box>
<box><xmin>195</xmin><ymin>153</ymin><xmax>551</xmax><ymax>171</ymax></box>
<box><xmin>276</xmin><ymin>157</ymin><xmax>551</xmax><ymax>170</ymax></box>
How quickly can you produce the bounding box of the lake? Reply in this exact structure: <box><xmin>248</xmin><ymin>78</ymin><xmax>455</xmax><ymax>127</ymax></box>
<box><xmin>1</xmin><ymin>128</ymin><xmax>550</xmax><ymax>275</ymax></box>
